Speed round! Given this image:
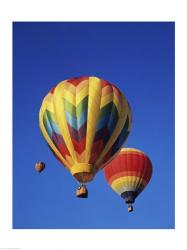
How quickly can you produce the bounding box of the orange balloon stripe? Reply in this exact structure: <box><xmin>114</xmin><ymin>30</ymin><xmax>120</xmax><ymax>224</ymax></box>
<box><xmin>108</xmin><ymin>171</ymin><xmax>149</xmax><ymax>186</ymax></box>
<box><xmin>102</xmin><ymin>85</ymin><xmax>113</xmax><ymax>96</ymax></box>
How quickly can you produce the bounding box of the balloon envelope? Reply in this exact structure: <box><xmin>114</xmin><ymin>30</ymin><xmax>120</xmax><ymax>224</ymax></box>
<box><xmin>35</xmin><ymin>161</ymin><xmax>45</xmax><ymax>173</ymax></box>
<box><xmin>104</xmin><ymin>148</ymin><xmax>152</xmax><ymax>205</ymax></box>
<box><xmin>39</xmin><ymin>76</ymin><xmax>132</xmax><ymax>183</ymax></box>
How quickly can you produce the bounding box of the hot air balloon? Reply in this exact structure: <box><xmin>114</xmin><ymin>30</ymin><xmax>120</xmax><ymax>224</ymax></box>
<box><xmin>104</xmin><ymin>148</ymin><xmax>152</xmax><ymax>212</ymax></box>
<box><xmin>35</xmin><ymin>161</ymin><xmax>46</xmax><ymax>173</ymax></box>
<box><xmin>39</xmin><ymin>76</ymin><xmax>132</xmax><ymax>197</ymax></box>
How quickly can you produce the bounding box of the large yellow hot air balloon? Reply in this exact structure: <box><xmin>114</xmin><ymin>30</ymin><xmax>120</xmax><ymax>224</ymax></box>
<box><xmin>39</xmin><ymin>76</ymin><xmax>132</xmax><ymax>197</ymax></box>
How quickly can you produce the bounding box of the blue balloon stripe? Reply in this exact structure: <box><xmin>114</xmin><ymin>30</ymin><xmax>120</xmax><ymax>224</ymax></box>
<box><xmin>95</xmin><ymin>114</ymin><xmax>111</xmax><ymax>131</ymax></box>
<box><xmin>44</xmin><ymin>110</ymin><xmax>61</xmax><ymax>136</ymax></box>
<box><xmin>65</xmin><ymin>110</ymin><xmax>87</xmax><ymax>130</ymax></box>
<box><xmin>107</xmin><ymin>105</ymin><xmax>119</xmax><ymax>135</ymax></box>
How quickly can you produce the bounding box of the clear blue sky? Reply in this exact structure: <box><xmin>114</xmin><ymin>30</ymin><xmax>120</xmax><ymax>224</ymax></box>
<box><xmin>13</xmin><ymin>22</ymin><xmax>175</xmax><ymax>229</ymax></box>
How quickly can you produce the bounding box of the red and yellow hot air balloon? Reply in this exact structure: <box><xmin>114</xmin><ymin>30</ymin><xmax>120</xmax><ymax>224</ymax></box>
<box><xmin>39</xmin><ymin>76</ymin><xmax>132</xmax><ymax>197</ymax></box>
<box><xmin>104</xmin><ymin>148</ymin><xmax>152</xmax><ymax>211</ymax></box>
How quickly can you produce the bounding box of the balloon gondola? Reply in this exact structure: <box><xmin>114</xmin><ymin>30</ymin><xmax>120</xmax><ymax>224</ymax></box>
<box><xmin>76</xmin><ymin>184</ymin><xmax>88</xmax><ymax>198</ymax></box>
<box><xmin>39</xmin><ymin>76</ymin><xmax>132</xmax><ymax>197</ymax></box>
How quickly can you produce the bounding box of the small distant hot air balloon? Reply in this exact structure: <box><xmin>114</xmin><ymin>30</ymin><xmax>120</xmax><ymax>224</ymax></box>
<box><xmin>39</xmin><ymin>76</ymin><xmax>132</xmax><ymax>197</ymax></box>
<box><xmin>104</xmin><ymin>148</ymin><xmax>152</xmax><ymax>212</ymax></box>
<box><xmin>35</xmin><ymin>161</ymin><xmax>46</xmax><ymax>173</ymax></box>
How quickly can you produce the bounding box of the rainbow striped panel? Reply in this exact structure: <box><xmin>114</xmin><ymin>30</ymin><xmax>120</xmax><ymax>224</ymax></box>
<box><xmin>39</xmin><ymin>76</ymin><xmax>132</xmax><ymax>182</ymax></box>
<box><xmin>104</xmin><ymin>148</ymin><xmax>152</xmax><ymax>197</ymax></box>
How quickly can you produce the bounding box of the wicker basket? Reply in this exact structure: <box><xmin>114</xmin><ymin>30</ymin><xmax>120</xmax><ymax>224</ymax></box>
<box><xmin>76</xmin><ymin>185</ymin><xmax>88</xmax><ymax>198</ymax></box>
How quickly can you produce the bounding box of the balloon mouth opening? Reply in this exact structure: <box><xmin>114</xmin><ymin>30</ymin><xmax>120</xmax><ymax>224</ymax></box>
<box><xmin>121</xmin><ymin>191</ymin><xmax>137</xmax><ymax>204</ymax></box>
<box><xmin>74</xmin><ymin>172</ymin><xmax>94</xmax><ymax>183</ymax></box>
<box><xmin>70</xmin><ymin>163</ymin><xmax>96</xmax><ymax>183</ymax></box>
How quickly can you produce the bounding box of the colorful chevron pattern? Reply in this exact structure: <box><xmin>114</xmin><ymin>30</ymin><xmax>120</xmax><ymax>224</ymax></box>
<box><xmin>39</xmin><ymin>76</ymin><xmax>132</xmax><ymax>183</ymax></box>
<box><xmin>104</xmin><ymin>148</ymin><xmax>152</xmax><ymax>201</ymax></box>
